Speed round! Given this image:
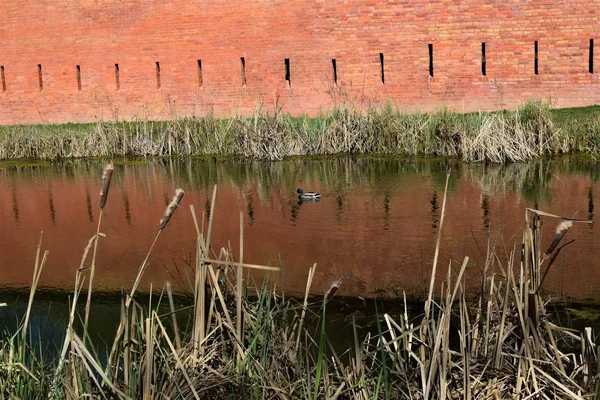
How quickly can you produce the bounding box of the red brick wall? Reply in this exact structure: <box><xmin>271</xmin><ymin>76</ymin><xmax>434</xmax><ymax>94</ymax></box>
<box><xmin>0</xmin><ymin>0</ymin><xmax>598</xmax><ymax>125</ymax></box>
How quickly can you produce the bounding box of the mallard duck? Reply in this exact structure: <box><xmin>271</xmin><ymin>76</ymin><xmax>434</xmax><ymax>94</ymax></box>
<box><xmin>297</xmin><ymin>188</ymin><xmax>321</xmax><ymax>200</ymax></box>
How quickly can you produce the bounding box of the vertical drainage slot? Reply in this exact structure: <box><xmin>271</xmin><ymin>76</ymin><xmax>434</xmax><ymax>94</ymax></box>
<box><xmin>38</xmin><ymin>64</ymin><xmax>43</xmax><ymax>91</ymax></box>
<box><xmin>428</xmin><ymin>44</ymin><xmax>434</xmax><ymax>77</ymax></box>
<box><xmin>197</xmin><ymin>60</ymin><xmax>203</xmax><ymax>87</ymax></box>
<box><xmin>156</xmin><ymin>61</ymin><xmax>161</xmax><ymax>89</ymax></box>
<box><xmin>379</xmin><ymin>53</ymin><xmax>385</xmax><ymax>84</ymax></box>
<box><xmin>534</xmin><ymin>41</ymin><xmax>539</xmax><ymax>75</ymax></box>
<box><xmin>285</xmin><ymin>58</ymin><xmax>290</xmax><ymax>86</ymax></box>
<box><xmin>76</xmin><ymin>65</ymin><xmax>82</xmax><ymax>91</ymax></box>
<box><xmin>240</xmin><ymin>57</ymin><xmax>246</xmax><ymax>86</ymax></box>
<box><xmin>115</xmin><ymin>64</ymin><xmax>120</xmax><ymax>90</ymax></box>
<box><xmin>590</xmin><ymin>39</ymin><xmax>594</xmax><ymax>74</ymax></box>
<box><xmin>481</xmin><ymin>43</ymin><xmax>487</xmax><ymax>76</ymax></box>
<box><xmin>332</xmin><ymin>58</ymin><xmax>337</xmax><ymax>85</ymax></box>
<box><xmin>1</xmin><ymin>66</ymin><xmax>5</xmax><ymax>92</ymax></box>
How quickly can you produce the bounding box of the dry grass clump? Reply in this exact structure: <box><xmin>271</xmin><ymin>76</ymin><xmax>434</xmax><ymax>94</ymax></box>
<box><xmin>1</xmin><ymin>101</ymin><xmax>596</xmax><ymax>163</ymax></box>
<box><xmin>0</xmin><ymin>169</ymin><xmax>598</xmax><ymax>399</ymax></box>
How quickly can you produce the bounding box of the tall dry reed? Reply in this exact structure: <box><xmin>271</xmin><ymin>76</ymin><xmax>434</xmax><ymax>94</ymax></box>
<box><xmin>1</xmin><ymin>101</ymin><xmax>597</xmax><ymax>163</ymax></box>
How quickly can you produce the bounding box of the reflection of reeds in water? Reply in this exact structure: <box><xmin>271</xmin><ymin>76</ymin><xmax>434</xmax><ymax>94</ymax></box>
<box><xmin>1</xmin><ymin>167</ymin><xmax>598</xmax><ymax>398</ymax></box>
<box><xmin>429</xmin><ymin>190</ymin><xmax>439</xmax><ymax>229</ymax></box>
<box><xmin>123</xmin><ymin>190</ymin><xmax>131</xmax><ymax>224</ymax></box>
<box><xmin>47</xmin><ymin>185</ymin><xmax>56</xmax><ymax>225</ymax></box>
<box><xmin>85</xmin><ymin>187</ymin><xmax>93</xmax><ymax>223</ymax></box>
<box><xmin>6</xmin><ymin>156</ymin><xmax>600</xmax><ymax>237</ymax></box>
<box><xmin>3</xmin><ymin>156</ymin><xmax>599</xmax><ymax>237</ymax></box>
<box><xmin>480</xmin><ymin>193</ymin><xmax>490</xmax><ymax>230</ymax></box>
<box><xmin>588</xmin><ymin>186</ymin><xmax>595</xmax><ymax>220</ymax></box>
<box><xmin>466</xmin><ymin>161</ymin><xmax>554</xmax><ymax>204</ymax></box>
<box><xmin>11</xmin><ymin>184</ymin><xmax>18</xmax><ymax>224</ymax></box>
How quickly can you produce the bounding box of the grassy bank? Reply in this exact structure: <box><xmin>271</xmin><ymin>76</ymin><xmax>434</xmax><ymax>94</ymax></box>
<box><xmin>0</xmin><ymin>164</ymin><xmax>598</xmax><ymax>399</ymax></box>
<box><xmin>1</xmin><ymin>102</ymin><xmax>599</xmax><ymax>163</ymax></box>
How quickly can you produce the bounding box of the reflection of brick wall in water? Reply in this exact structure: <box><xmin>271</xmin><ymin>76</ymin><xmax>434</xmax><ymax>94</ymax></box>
<box><xmin>0</xmin><ymin>0</ymin><xmax>598</xmax><ymax>124</ymax></box>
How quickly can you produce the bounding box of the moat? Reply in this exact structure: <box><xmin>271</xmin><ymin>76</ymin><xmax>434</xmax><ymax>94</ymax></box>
<box><xmin>1</xmin><ymin>156</ymin><xmax>598</xmax><ymax>299</ymax></box>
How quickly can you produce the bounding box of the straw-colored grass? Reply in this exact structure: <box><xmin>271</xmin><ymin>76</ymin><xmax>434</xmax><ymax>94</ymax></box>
<box><xmin>0</xmin><ymin>166</ymin><xmax>598</xmax><ymax>399</ymax></box>
<box><xmin>1</xmin><ymin>101</ymin><xmax>599</xmax><ymax>163</ymax></box>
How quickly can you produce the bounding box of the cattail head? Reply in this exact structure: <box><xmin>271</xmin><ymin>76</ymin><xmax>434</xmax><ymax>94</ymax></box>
<box><xmin>555</xmin><ymin>219</ymin><xmax>573</xmax><ymax>235</ymax></box>
<box><xmin>545</xmin><ymin>219</ymin><xmax>573</xmax><ymax>256</ymax></box>
<box><xmin>325</xmin><ymin>278</ymin><xmax>343</xmax><ymax>302</ymax></box>
<box><xmin>99</xmin><ymin>163</ymin><xmax>114</xmax><ymax>209</ymax></box>
<box><xmin>159</xmin><ymin>188</ymin><xmax>185</xmax><ymax>230</ymax></box>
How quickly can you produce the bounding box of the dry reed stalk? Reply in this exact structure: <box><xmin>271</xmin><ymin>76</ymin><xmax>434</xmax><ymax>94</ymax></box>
<box><xmin>107</xmin><ymin>187</ymin><xmax>186</xmax><ymax>378</ymax></box>
<box><xmin>128</xmin><ymin>188</ymin><xmax>185</xmax><ymax>307</ymax></box>
<box><xmin>197</xmin><ymin>185</ymin><xmax>217</xmax><ymax>352</ymax></box>
<box><xmin>83</xmin><ymin>162</ymin><xmax>113</xmax><ymax>338</ymax></box>
<box><xmin>236</xmin><ymin>212</ymin><xmax>243</xmax><ymax>363</ymax></box>
<box><xmin>419</xmin><ymin>170</ymin><xmax>450</xmax><ymax>395</ymax></box>
<box><xmin>190</xmin><ymin>196</ymin><xmax>224</xmax><ymax>363</ymax></box>
<box><xmin>70</xmin><ymin>333</ymin><xmax>130</xmax><ymax>398</ymax></box>
<box><xmin>143</xmin><ymin>316</ymin><xmax>153</xmax><ymax>400</ymax></box>
<box><xmin>166</xmin><ymin>281</ymin><xmax>181</xmax><ymax>351</ymax></box>
<box><xmin>56</xmin><ymin>233</ymin><xmax>97</xmax><ymax>378</ymax></box>
<box><xmin>126</xmin><ymin>230</ymin><xmax>161</xmax><ymax>307</ymax></box>
<box><xmin>121</xmin><ymin>294</ymin><xmax>130</xmax><ymax>387</ymax></box>
<box><xmin>190</xmin><ymin>205</ymin><xmax>206</xmax><ymax>361</ymax></box>
<box><xmin>206</xmin><ymin>264</ymin><xmax>242</xmax><ymax>351</ymax></box>
<box><xmin>424</xmin><ymin>170</ymin><xmax>450</xmax><ymax>317</ymax></box>
<box><xmin>196</xmin><ymin>258</ymin><xmax>280</xmax><ymax>272</ymax></box>
<box><xmin>21</xmin><ymin>232</ymin><xmax>47</xmax><ymax>348</ymax></box>
<box><xmin>152</xmin><ymin>310</ymin><xmax>201</xmax><ymax>400</ymax></box>
<box><xmin>295</xmin><ymin>263</ymin><xmax>316</xmax><ymax>353</ymax></box>
<box><xmin>206</xmin><ymin>185</ymin><xmax>217</xmax><ymax>252</ymax></box>
<box><xmin>69</xmin><ymin>341</ymin><xmax>108</xmax><ymax>399</ymax></box>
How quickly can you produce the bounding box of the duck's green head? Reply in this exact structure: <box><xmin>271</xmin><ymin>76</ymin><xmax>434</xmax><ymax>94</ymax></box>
<box><xmin>296</xmin><ymin>188</ymin><xmax>303</xmax><ymax>195</ymax></box>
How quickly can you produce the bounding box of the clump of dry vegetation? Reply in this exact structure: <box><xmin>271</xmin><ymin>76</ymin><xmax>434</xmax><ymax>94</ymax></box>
<box><xmin>1</xmin><ymin>101</ymin><xmax>599</xmax><ymax>163</ymax></box>
<box><xmin>0</xmin><ymin>165</ymin><xmax>598</xmax><ymax>399</ymax></box>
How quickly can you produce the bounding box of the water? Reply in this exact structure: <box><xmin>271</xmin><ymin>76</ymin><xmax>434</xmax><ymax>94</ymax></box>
<box><xmin>0</xmin><ymin>156</ymin><xmax>599</xmax><ymax>304</ymax></box>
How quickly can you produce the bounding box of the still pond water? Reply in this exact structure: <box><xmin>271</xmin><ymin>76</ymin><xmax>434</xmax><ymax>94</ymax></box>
<box><xmin>1</xmin><ymin>156</ymin><xmax>599</xmax><ymax>302</ymax></box>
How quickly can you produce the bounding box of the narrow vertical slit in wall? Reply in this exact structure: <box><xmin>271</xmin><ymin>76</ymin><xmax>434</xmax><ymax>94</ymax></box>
<box><xmin>285</xmin><ymin>58</ymin><xmax>290</xmax><ymax>86</ymax></box>
<box><xmin>197</xmin><ymin>60</ymin><xmax>203</xmax><ymax>87</ymax></box>
<box><xmin>156</xmin><ymin>61</ymin><xmax>161</xmax><ymax>89</ymax></box>
<box><xmin>332</xmin><ymin>58</ymin><xmax>337</xmax><ymax>85</ymax></box>
<box><xmin>428</xmin><ymin>44</ymin><xmax>434</xmax><ymax>77</ymax></box>
<box><xmin>1</xmin><ymin>66</ymin><xmax>5</xmax><ymax>92</ymax></box>
<box><xmin>240</xmin><ymin>57</ymin><xmax>246</xmax><ymax>86</ymax></box>
<box><xmin>115</xmin><ymin>64</ymin><xmax>120</xmax><ymax>90</ymax></box>
<box><xmin>76</xmin><ymin>65</ymin><xmax>82</xmax><ymax>91</ymax></box>
<box><xmin>481</xmin><ymin>42</ymin><xmax>487</xmax><ymax>76</ymax></box>
<box><xmin>379</xmin><ymin>53</ymin><xmax>385</xmax><ymax>84</ymax></box>
<box><xmin>534</xmin><ymin>41</ymin><xmax>539</xmax><ymax>75</ymax></box>
<box><xmin>38</xmin><ymin>64</ymin><xmax>43</xmax><ymax>91</ymax></box>
<box><xmin>590</xmin><ymin>39</ymin><xmax>594</xmax><ymax>74</ymax></box>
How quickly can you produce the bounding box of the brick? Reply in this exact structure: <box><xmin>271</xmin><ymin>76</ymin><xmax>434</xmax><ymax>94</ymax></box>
<box><xmin>0</xmin><ymin>0</ymin><xmax>598</xmax><ymax>124</ymax></box>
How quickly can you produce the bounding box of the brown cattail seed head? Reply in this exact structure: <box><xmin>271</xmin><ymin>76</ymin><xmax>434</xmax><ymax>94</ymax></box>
<box><xmin>325</xmin><ymin>278</ymin><xmax>343</xmax><ymax>302</ymax></box>
<box><xmin>99</xmin><ymin>163</ymin><xmax>114</xmax><ymax>209</ymax></box>
<box><xmin>544</xmin><ymin>219</ymin><xmax>573</xmax><ymax>256</ymax></box>
<box><xmin>555</xmin><ymin>220</ymin><xmax>573</xmax><ymax>235</ymax></box>
<box><xmin>159</xmin><ymin>188</ymin><xmax>185</xmax><ymax>230</ymax></box>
